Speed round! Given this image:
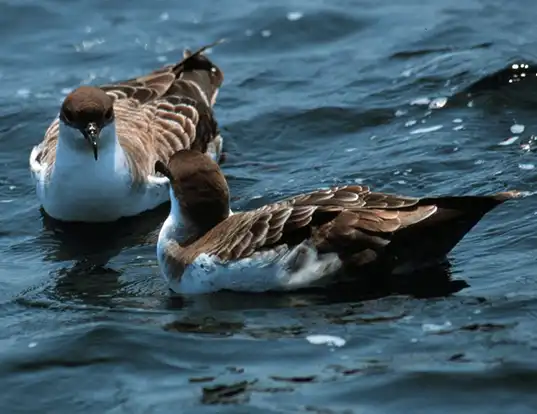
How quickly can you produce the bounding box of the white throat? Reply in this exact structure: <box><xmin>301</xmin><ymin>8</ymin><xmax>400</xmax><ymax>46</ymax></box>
<box><xmin>157</xmin><ymin>188</ymin><xmax>197</xmax><ymax>245</ymax></box>
<box><xmin>156</xmin><ymin>187</ymin><xmax>198</xmax><ymax>277</ymax></box>
<box><xmin>54</xmin><ymin>120</ymin><xmax>129</xmax><ymax>187</ymax></box>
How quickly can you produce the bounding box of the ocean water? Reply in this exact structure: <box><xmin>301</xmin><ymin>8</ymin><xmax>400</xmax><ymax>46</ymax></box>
<box><xmin>1</xmin><ymin>0</ymin><xmax>537</xmax><ymax>412</ymax></box>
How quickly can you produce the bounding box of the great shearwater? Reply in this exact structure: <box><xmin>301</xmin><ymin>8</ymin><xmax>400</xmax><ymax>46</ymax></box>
<box><xmin>154</xmin><ymin>149</ymin><xmax>520</xmax><ymax>295</ymax></box>
<box><xmin>29</xmin><ymin>41</ymin><xmax>225</xmax><ymax>222</ymax></box>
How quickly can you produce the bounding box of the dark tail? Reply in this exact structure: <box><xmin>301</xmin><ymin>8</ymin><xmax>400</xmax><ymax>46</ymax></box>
<box><xmin>172</xmin><ymin>39</ymin><xmax>226</xmax><ymax>75</ymax></box>
<box><xmin>385</xmin><ymin>190</ymin><xmax>521</xmax><ymax>268</ymax></box>
<box><xmin>420</xmin><ymin>190</ymin><xmax>521</xmax><ymax>212</ymax></box>
<box><xmin>169</xmin><ymin>40</ymin><xmax>225</xmax><ymax>108</ymax></box>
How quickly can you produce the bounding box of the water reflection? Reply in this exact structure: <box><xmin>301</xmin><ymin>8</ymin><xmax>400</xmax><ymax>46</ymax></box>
<box><xmin>38</xmin><ymin>205</ymin><xmax>168</xmax><ymax>264</ymax></box>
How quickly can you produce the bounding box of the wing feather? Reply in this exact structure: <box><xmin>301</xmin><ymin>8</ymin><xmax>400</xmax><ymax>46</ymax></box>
<box><xmin>284</xmin><ymin>185</ymin><xmax>420</xmax><ymax>211</ymax></box>
<box><xmin>35</xmin><ymin>42</ymin><xmax>224</xmax><ymax>181</ymax></box>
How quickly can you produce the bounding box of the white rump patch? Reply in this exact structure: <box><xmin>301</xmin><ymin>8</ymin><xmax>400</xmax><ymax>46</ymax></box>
<box><xmin>168</xmin><ymin>241</ymin><xmax>343</xmax><ymax>295</ymax></box>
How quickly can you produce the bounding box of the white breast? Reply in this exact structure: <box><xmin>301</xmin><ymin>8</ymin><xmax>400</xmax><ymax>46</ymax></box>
<box><xmin>30</xmin><ymin>125</ymin><xmax>169</xmax><ymax>222</ymax></box>
<box><xmin>31</xmin><ymin>129</ymin><xmax>223</xmax><ymax>223</ymax></box>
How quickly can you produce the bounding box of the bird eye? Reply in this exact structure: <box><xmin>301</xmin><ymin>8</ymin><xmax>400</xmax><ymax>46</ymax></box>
<box><xmin>61</xmin><ymin>108</ymin><xmax>73</xmax><ymax>124</ymax></box>
<box><xmin>105</xmin><ymin>107</ymin><xmax>114</xmax><ymax>121</ymax></box>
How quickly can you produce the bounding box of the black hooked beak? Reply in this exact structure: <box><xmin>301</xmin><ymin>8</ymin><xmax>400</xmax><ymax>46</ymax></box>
<box><xmin>83</xmin><ymin>123</ymin><xmax>100</xmax><ymax>160</ymax></box>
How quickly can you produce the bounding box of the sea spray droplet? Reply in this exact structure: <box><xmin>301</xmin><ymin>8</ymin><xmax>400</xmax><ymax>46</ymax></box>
<box><xmin>306</xmin><ymin>335</ymin><xmax>346</xmax><ymax>347</ymax></box>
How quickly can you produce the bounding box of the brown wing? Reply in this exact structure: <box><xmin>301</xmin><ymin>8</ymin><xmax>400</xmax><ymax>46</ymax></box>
<box><xmin>38</xmin><ymin>42</ymin><xmax>224</xmax><ymax>180</ymax></box>
<box><xmin>112</xmin><ymin>94</ymin><xmax>219</xmax><ymax>183</ymax></box>
<box><xmin>178</xmin><ymin>190</ymin><xmax>436</xmax><ymax>264</ymax></box>
<box><xmin>286</xmin><ymin>185</ymin><xmax>421</xmax><ymax>210</ymax></box>
<box><xmin>100</xmin><ymin>70</ymin><xmax>177</xmax><ymax>104</ymax></box>
<box><xmin>102</xmin><ymin>42</ymin><xmax>224</xmax><ymax>180</ymax></box>
<box><xmin>297</xmin><ymin>186</ymin><xmax>438</xmax><ymax>254</ymax></box>
<box><xmin>172</xmin><ymin>203</ymin><xmax>306</xmax><ymax>264</ymax></box>
<box><xmin>99</xmin><ymin>40</ymin><xmax>224</xmax><ymax>106</ymax></box>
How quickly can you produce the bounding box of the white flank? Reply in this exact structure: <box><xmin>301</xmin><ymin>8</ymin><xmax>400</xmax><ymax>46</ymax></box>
<box><xmin>163</xmin><ymin>241</ymin><xmax>343</xmax><ymax>295</ymax></box>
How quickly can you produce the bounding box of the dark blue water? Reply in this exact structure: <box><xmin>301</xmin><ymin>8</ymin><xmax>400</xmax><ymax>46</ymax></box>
<box><xmin>2</xmin><ymin>0</ymin><xmax>537</xmax><ymax>412</ymax></box>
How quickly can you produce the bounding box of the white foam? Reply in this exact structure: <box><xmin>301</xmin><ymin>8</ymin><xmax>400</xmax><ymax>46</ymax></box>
<box><xmin>498</xmin><ymin>136</ymin><xmax>519</xmax><ymax>146</ymax></box>
<box><xmin>306</xmin><ymin>335</ymin><xmax>346</xmax><ymax>347</ymax></box>
<box><xmin>410</xmin><ymin>97</ymin><xmax>431</xmax><ymax>106</ymax></box>
<box><xmin>286</xmin><ymin>11</ymin><xmax>303</xmax><ymax>21</ymax></box>
<box><xmin>510</xmin><ymin>124</ymin><xmax>525</xmax><ymax>134</ymax></box>
<box><xmin>410</xmin><ymin>125</ymin><xmax>443</xmax><ymax>135</ymax></box>
<box><xmin>16</xmin><ymin>89</ymin><xmax>30</xmax><ymax>98</ymax></box>
<box><xmin>422</xmin><ymin>321</ymin><xmax>452</xmax><ymax>334</ymax></box>
<box><xmin>75</xmin><ymin>38</ymin><xmax>105</xmax><ymax>52</ymax></box>
<box><xmin>428</xmin><ymin>97</ymin><xmax>447</xmax><ymax>109</ymax></box>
